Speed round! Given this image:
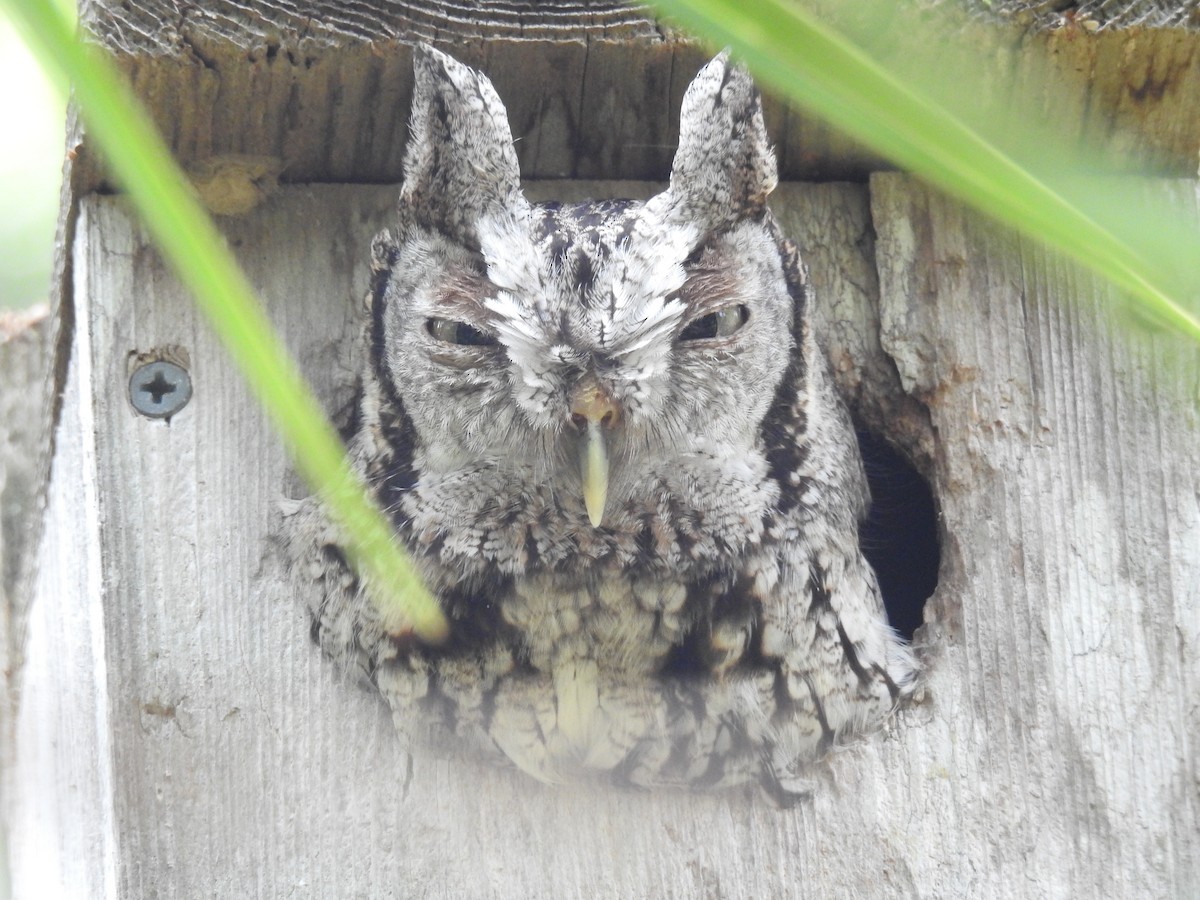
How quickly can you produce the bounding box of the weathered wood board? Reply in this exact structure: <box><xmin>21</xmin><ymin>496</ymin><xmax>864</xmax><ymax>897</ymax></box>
<box><xmin>0</xmin><ymin>308</ymin><xmax>53</xmax><ymax>891</ymax></box>
<box><xmin>10</xmin><ymin>176</ymin><xmax>1199</xmax><ymax>897</ymax></box>
<box><xmin>72</xmin><ymin>1</ymin><xmax>1200</xmax><ymax>196</ymax></box>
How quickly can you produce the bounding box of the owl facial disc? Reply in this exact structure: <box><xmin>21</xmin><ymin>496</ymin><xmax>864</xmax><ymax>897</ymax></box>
<box><xmin>569</xmin><ymin>374</ymin><xmax>621</xmax><ymax>527</ymax></box>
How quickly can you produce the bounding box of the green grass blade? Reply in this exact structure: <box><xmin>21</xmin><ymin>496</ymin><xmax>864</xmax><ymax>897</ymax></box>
<box><xmin>649</xmin><ymin>0</ymin><xmax>1200</xmax><ymax>344</ymax></box>
<box><xmin>3</xmin><ymin>0</ymin><xmax>448</xmax><ymax>642</ymax></box>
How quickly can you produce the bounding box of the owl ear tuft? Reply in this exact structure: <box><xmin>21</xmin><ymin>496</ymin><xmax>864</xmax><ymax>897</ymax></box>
<box><xmin>400</xmin><ymin>45</ymin><xmax>526</xmax><ymax>247</ymax></box>
<box><xmin>667</xmin><ymin>53</ymin><xmax>778</xmax><ymax>229</ymax></box>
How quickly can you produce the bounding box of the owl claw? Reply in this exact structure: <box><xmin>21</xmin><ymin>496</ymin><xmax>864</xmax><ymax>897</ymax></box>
<box><xmin>580</xmin><ymin>420</ymin><xmax>609</xmax><ymax>528</ymax></box>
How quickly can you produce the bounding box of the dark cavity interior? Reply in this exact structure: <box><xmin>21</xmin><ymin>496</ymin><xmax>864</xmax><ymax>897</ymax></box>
<box><xmin>855</xmin><ymin>428</ymin><xmax>940</xmax><ymax>641</ymax></box>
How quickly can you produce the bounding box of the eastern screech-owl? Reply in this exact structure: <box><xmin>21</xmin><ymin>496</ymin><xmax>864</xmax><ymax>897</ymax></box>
<box><xmin>282</xmin><ymin>46</ymin><xmax>916</xmax><ymax>801</ymax></box>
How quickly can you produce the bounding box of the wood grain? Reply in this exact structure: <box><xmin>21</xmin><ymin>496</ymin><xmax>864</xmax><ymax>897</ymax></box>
<box><xmin>872</xmin><ymin>172</ymin><xmax>1200</xmax><ymax>896</ymax></box>
<box><xmin>0</xmin><ymin>308</ymin><xmax>54</xmax><ymax>888</ymax></box>
<box><xmin>11</xmin><ymin>177</ymin><xmax>1198</xmax><ymax>896</ymax></box>
<box><xmin>0</xmin><ymin>310</ymin><xmax>51</xmax><ymax>651</ymax></box>
<box><xmin>71</xmin><ymin>1</ymin><xmax>1200</xmax><ymax>194</ymax></box>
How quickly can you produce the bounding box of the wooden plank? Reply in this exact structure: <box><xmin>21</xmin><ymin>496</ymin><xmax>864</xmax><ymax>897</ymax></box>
<box><xmin>12</xmin><ymin>176</ymin><xmax>1200</xmax><ymax>896</ymax></box>
<box><xmin>0</xmin><ymin>308</ymin><xmax>54</xmax><ymax>891</ymax></box>
<box><xmin>8</xmin><ymin>303</ymin><xmax>118</xmax><ymax>898</ymax></box>
<box><xmin>870</xmin><ymin>172</ymin><xmax>1200</xmax><ymax>897</ymax></box>
<box><xmin>74</xmin><ymin>2</ymin><xmax>1200</xmax><ymax>191</ymax></box>
<box><xmin>3</xmin><ymin>106</ymin><xmax>85</xmax><ymax>894</ymax></box>
<box><xmin>12</xmin><ymin>183</ymin><xmax>917</xmax><ymax>898</ymax></box>
<box><xmin>0</xmin><ymin>310</ymin><xmax>50</xmax><ymax>657</ymax></box>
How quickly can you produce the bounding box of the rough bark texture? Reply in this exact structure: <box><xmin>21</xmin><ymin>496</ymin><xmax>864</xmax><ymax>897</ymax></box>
<box><xmin>9</xmin><ymin>178</ymin><xmax>1199</xmax><ymax>898</ymax></box>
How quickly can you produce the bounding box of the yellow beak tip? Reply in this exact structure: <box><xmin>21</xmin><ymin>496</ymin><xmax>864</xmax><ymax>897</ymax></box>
<box><xmin>580</xmin><ymin>420</ymin><xmax>609</xmax><ymax>530</ymax></box>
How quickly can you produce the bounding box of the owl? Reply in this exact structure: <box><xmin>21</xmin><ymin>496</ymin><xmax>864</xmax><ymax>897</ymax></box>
<box><xmin>281</xmin><ymin>45</ymin><xmax>917</xmax><ymax>802</ymax></box>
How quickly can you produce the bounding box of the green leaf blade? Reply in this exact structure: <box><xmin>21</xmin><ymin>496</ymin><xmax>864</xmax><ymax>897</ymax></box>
<box><xmin>4</xmin><ymin>0</ymin><xmax>448</xmax><ymax>642</ymax></box>
<box><xmin>650</xmin><ymin>0</ymin><xmax>1200</xmax><ymax>344</ymax></box>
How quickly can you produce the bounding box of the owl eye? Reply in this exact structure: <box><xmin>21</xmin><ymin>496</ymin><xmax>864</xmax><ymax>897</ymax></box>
<box><xmin>678</xmin><ymin>305</ymin><xmax>749</xmax><ymax>341</ymax></box>
<box><xmin>426</xmin><ymin>317</ymin><xmax>499</xmax><ymax>347</ymax></box>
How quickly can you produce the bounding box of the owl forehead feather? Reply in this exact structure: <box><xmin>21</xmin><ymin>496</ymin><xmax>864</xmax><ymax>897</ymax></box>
<box><xmin>399</xmin><ymin>44</ymin><xmax>777</xmax><ymax>357</ymax></box>
<box><xmin>478</xmin><ymin>200</ymin><xmax>693</xmax><ymax>359</ymax></box>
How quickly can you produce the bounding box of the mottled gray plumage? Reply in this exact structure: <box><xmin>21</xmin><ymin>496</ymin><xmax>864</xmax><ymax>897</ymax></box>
<box><xmin>281</xmin><ymin>46</ymin><xmax>916</xmax><ymax>801</ymax></box>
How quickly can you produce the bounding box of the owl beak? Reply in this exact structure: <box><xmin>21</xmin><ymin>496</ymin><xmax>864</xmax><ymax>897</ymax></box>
<box><xmin>569</xmin><ymin>375</ymin><xmax>621</xmax><ymax>528</ymax></box>
<box><xmin>579</xmin><ymin>420</ymin><xmax>609</xmax><ymax>528</ymax></box>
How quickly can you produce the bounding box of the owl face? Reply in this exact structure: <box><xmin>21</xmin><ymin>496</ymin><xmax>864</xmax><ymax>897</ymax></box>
<box><xmin>290</xmin><ymin>46</ymin><xmax>917</xmax><ymax>798</ymax></box>
<box><xmin>376</xmin><ymin>47</ymin><xmax>792</xmax><ymax>536</ymax></box>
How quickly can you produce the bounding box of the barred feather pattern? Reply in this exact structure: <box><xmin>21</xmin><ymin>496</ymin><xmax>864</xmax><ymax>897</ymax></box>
<box><xmin>280</xmin><ymin>46</ymin><xmax>916</xmax><ymax>802</ymax></box>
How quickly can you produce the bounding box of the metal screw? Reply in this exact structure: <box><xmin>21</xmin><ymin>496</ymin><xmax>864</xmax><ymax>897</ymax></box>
<box><xmin>129</xmin><ymin>360</ymin><xmax>192</xmax><ymax>419</ymax></box>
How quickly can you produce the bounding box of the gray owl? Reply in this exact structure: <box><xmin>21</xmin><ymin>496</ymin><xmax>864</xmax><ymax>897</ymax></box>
<box><xmin>282</xmin><ymin>45</ymin><xmax>917</xmax><ymax>802</ymax></box>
